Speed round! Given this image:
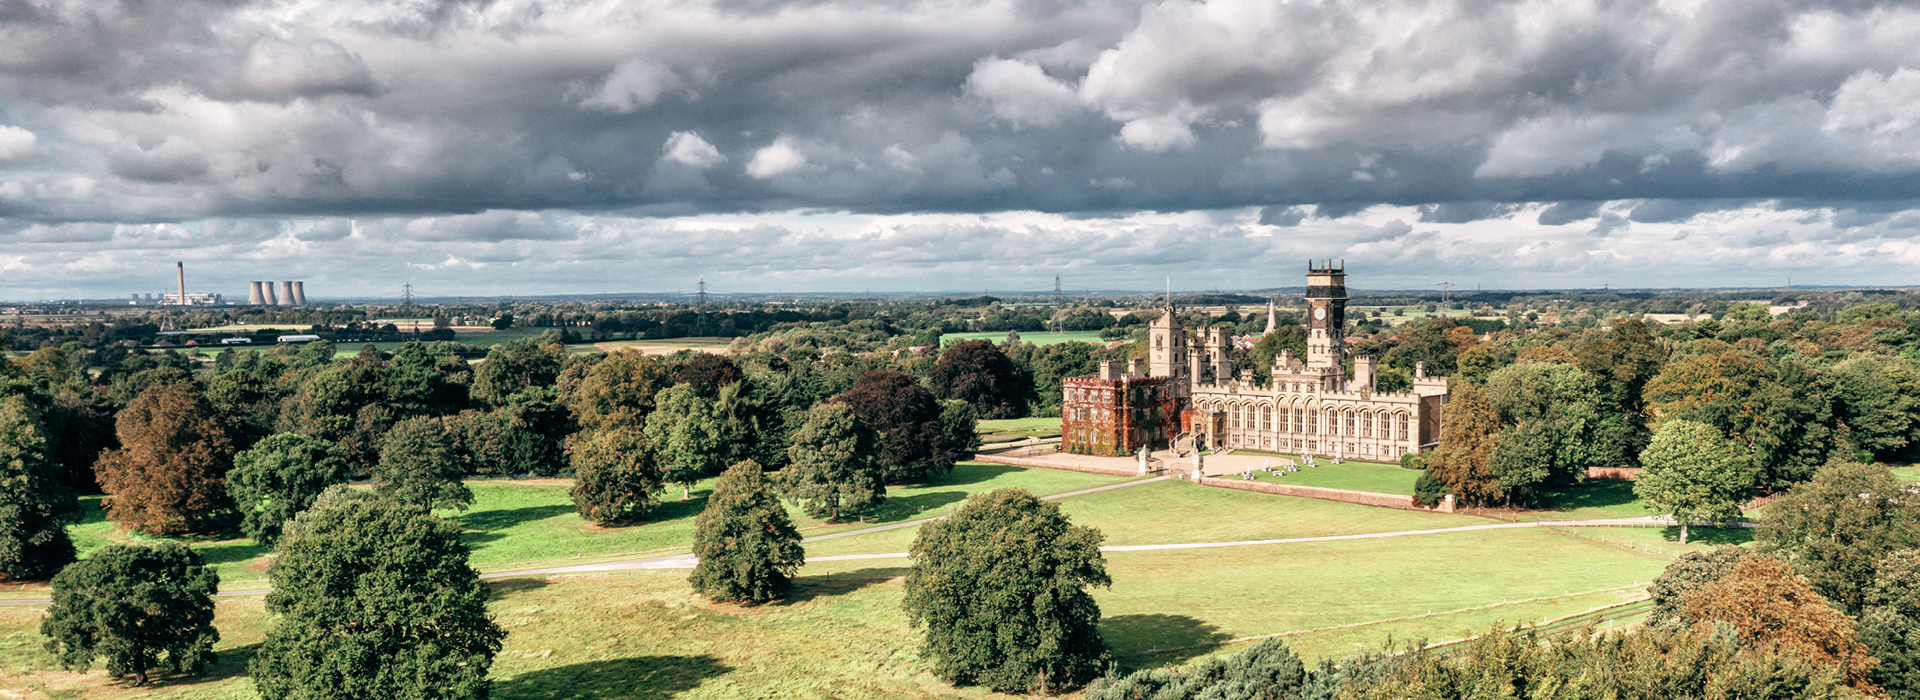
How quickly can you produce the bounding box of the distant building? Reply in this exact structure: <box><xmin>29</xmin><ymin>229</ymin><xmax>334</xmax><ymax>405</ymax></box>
<box><xmin>1060</xmin><ymin>263</ymin><xmax>1451</xmax><ymax>459</ymax></box>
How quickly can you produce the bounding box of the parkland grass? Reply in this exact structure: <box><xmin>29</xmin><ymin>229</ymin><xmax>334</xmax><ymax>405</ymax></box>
<box><xmin>939</xmin><ymin>331</ymin><xmax>1107</xmax><ymax>347</ymax></box>
<box><xmin>1223</xmin><ymin>454</ymin><xmax>1423</xmax><ymax>495</ymax></box>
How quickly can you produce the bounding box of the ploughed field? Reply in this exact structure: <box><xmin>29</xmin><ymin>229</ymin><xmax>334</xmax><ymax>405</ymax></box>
<box><xmin>2</xmin><ymin>462</ymin><xmax>1743</xmax><ymax>699</ymax></box>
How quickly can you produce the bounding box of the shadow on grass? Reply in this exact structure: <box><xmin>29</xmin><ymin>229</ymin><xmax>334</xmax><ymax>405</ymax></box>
<box><xmin>645</xmin><ymin>496</ymin><xmax>710</xmax><ymax>525</ymax></box>
<box><xmin>909</xmin><ymin>463</ymin><xmax>1022</xmax><ymax>489</ymax></box>
<box><xmin>489</xmin><ymin>578</ymin><xmax>552</xmax><ymax>601</ymax></box>
<box><xmin>458</xmin><ymin>505</ymin><xmax>577</xmax><ymax>532</ymax></box>
<box><xmin>1657</xmin><ymin>526</ymin><xmax>1754</xmax><ymax>546</ymax></box>
<box><xmin>194</xmin><ymin>540</ymin><xmax>271</xmax><ymax>567</ymax></box>
<box><xmin>188</xmin><ymin>642</ymin><xmax>260</xmax><ymax>685</ymax></box>
<box><xmin>1102</xmin><ymin>613</ymin><xmax>1232</xmax><ymax>667</ymax></box>
<box><xmin>492</xmin><ymin>655</ymin><xmax>731</xmax><ymax>699</ymax></box>
<box><xmin>1536</xmin><ymin>480</ymin><xmax>1639</xmax><ymax>513</ymax></box>
<box><xmin>781</xmin><ymin>567</ymin><xmax>910</xmax><ymax>605</ymax></box>
<box><xmin>854</xmin><ymin>491</ymin><xmax>969</xmax><ymax>525</ymax></box>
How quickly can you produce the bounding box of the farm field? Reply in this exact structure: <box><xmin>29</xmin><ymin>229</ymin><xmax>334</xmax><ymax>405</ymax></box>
<box><xmin>939</xmin><ymin>330</ymin><xmax>1107</xmax><ymax>347</ymax></box>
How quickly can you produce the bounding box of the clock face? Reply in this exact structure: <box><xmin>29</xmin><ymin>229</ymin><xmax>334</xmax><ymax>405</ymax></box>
<box><xmin>1314</xmin><ymin>307</ymin><xmax>1326</xmax><ymax>320</ymax></box>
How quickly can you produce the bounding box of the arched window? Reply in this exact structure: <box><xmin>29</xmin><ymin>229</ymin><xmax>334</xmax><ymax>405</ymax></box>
<box><xmin>1262</xmin><ymin>405</ymin><xmax>1272</xmax><ymax>430</ymax></box>
<box><xmin>1398</xmin><ymin>413</ymin><xmax>1410</xmax><ymax>441</ymax></box>
<box><xmin>1293</xmin><ymin>407</ymin><xmax>1302</xmax><ymax>433</ymax></box>
<box><xmin>1306</xmin><ymin>409</ymin><xmax>1317</xmax><ymax>435</ymax></box>
<box><xmin>1362</xmin><ymin>411</ymin><xmax>1373</xmax><ymax>437</ymax></box>
<box><xmin>1233</xmin><ymin>405</ymin><xmax>1243</xmax><ymax>429</ymax></box>
<box><xmin>1343</xmin><ymin>410</ymin><xmax>1355</xmax><ymax>436</ymax></box>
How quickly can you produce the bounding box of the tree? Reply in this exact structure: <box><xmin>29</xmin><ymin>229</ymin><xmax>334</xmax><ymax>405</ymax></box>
<box><xmin>569</xmin><ymin>350</ymin><xmax>672</xmax><ymax>432</ymax></box>
<box><xmin>1683</xmin><ymin>555</ymin><xmax>1878</xmax><ymax>690</ymax></box>
<box><xmin>1830</xmin><ymin>354</ymin><xmax>1920</xmax><ymax>460</ymax></box>
<box><xmin>1645</xmin><ymin>345</ymin><xmax>1836</xmax><ymax>488</ymax></box>
<box><xmin>1634</xmin><ymin>420</ymin><xmax>1757</xmax><ymax>544</ymax></box>
<box><xmin>928</xmin><ymin>340</ymin><xmax>1030</xmax><ymax>419</ymax></box>
<box><xmin>567</xmin><ymin>427</ymin><xmax>664</xmax><ymax>524</ymax></box>
<box><xmin>1758</xmin><ymin>459</ymin><xmax>1920</xmax><ymax>613</ymax></box>
<box><xmin>690</xmin><ymin>461</ymin><xmax>805</xmax><ymax>603</ymax></box>
<box><xmin>1645</xmin><ymin>545</ymin><xmax>1753</xmax><ymax>631</ymax></box>
<box><xmin>836</xmin><ymin>370</ymin><xmax>953</xmax><ymax>484</ymax></box>
<box><xmin>470</xmin><ymin>339</ymin><xmax>565</xmax><ymax>408</ymax></box>
<box><xmin>645</xmin><ymin>385</ymin><xmax>727</xmax><ymax>499</ymax></box>
<box><xmin>936</xmin><ymin>399</ymin><xmax>982</xmax><ymax>465</ymax></box>
<box><xmin>40</xmin><ymin>544</ymin><xmax>219</xmax><ymax>685</ymax></box>
<box><xmin>95</xmin><ymin>383</ymin><xmax>237</xmax><ymax>535</ymax></box>
<box><xmin>1244</xmin><ymin>326</ymin><xmax>1307</xmax><ymax>385</ymax></box>
<box><xmin>252</xmin><ymin>488</ymin><xmax>504</xmax><ymax>700</ymax></box>
<box><xmin>675</xmin><ymin>353</ymin><xmax>745</xmax><ymax>396</ymax></box>
<box><xmin>780</xmin><ymin>403</ymin><xmax>884</xmax><ymax>521</ymax></box>
<box><xmin>373</xmin><ymin>416</ymin><xmax>472</xmax><ymax>511</ymax></box>
<box><xmin>1860</xmin><ymin>550</ymin><xmax>1920</xmax><ymax>699</ymax></box>
<box><xmin>0</xmin><ymin>393</ymin><xmax>79</xmax><ymax>580</ymax></box>
<box><xmin>1424</xmin><ymin>384</ymin><xmax>1502</xmax><ymax>505</ymax></box>
<box><xmin>226</xmin><ymin>432</ymin><xmax>349</xmax><ymax>546</ymax></box>
<box><xmin>904</xmin><ymin>488</ymin><xmax>1110</xmax><ymax>693</ymax></box>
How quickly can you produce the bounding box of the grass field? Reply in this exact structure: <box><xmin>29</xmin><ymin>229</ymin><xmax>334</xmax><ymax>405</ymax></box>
<box><xmin>977</xmin><ymin>417</ymin><xmax>1062</xmax><ymax>442</ymax></box>
<box><xmin>1558</xmin><ymin>525</ymin><xmax>1754</xmax><ymax>557</ymax></box>
<box><xmin>1895</xmin><ymin>466</ymin><xmax>1920</xmax><ymax>484</ymax></box>
<box><xmin>1225</xmin><ymin>455</ymin><xmax>1423</xmax><ymax>495</ymax></box>
<box><xmin>24</xmin><ymin>463</ymin><xmax>1131</xmax><ymax>596</ymax></box>
<box><xmin>940</xmin><ymin>331</ymin><xmax>1108</xmax><ymax>347</ymax></box>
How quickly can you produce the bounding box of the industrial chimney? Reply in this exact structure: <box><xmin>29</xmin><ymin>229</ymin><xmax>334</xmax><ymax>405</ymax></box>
<box><xmin>292</xmin><ymin>281</ymin><xmax>307</xmax><ymax>305</ymax></box>
<box><xmin>280</xmin><ymin>281</ymin><xmax>296</xmax><ymax>307</ymax></box>
<box><xmin>176</xmin><ymin>262</ymin><xmax>185</xmax><ymax>306</ymax></box>
<box><xmin>263</xmin><ymin>282</ymin><xmax>278</xmax><ymax>306</ymax></box>
<box><xmin>248</xmin><ymin>281</ymin><xmax>266</xmax><ymax>306</ymax></box>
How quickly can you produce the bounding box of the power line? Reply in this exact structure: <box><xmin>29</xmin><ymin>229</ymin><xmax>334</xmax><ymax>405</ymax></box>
<box><xmin>695</xmin><ymin>279</ymin><xmax>708</xmax><ymax>335</ymax></box>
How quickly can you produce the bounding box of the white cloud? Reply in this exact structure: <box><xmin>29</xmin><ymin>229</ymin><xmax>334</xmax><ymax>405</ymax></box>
<box><xmin>1118</xmin><ymin>115</ymin><xmax>1196</xmax><ymax>152</ymax></box>
<box><xmin>577</xmin><ymin>57</ymin><xmax>683</xmax><ymax>114</ymax></box>
<box><xmin>745</xmin><ymin>138</ymin><xmax>806</xmax><ymax>179</ymax></box>
<box><xmin>0</xmin><ymin>126</ymin><xmax>36</xmax><ymax>166</ymax></box>
<box><xmin>662</xmin><ymin>131</ymin><xmax>726</xmax><ymax>169</ymax></box>
<box><xmin>965</xmin><ymin>58</ymin><xmax>1082</xmax><ymax>129</ymax></box>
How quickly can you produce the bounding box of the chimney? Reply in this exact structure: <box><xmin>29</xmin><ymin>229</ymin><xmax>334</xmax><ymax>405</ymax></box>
<box><xmin>248</xmin><ymin>282</ymin><xmax>266</xmax><ymax>306</ymax></box>
<box><xmin>1129</xmin><ymin>357</ymin><xmax>1146</xmax><ymax>376</ymax></box>
<box><xmin>1100</xmin><ymin>360</ymin><xmax>1120</xmax><ymax>381</ymax></box>
<box><xmin>264</xmin><ymin>282</ymin><xmax>278</xmax><ymax>306</ymax></box>
<box><xmin>176</xmin><ymin>262</ymin><xmax>185</xmax><ymax>305</ymax></box>
<box><xmin>280</xmin><ymin>281</ymin><xmax>296</xmax><ymax>307</ymax></box>
<box><xmin>1354</xmin><ymin>356</ymin><xmax>1377</xmax><ymax>391</ymax></box>
<box><xmin>292</xmin><ymin>281</ymin><xmax>307</xmax><ymax>305</ymax></box>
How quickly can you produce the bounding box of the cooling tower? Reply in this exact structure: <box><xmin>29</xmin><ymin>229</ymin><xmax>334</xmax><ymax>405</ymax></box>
<box><xmin>292</xmin><ymin>281</ymin><xmax>307</xmax><ymax>305</ymax></box>
<box><xmin>264</xmin><ymin>282</ymin><xmax>278</xmax><ymax>306</ymax></box>
<box><xmin>248</xmin><ymin>281</ymin><xmax>266</xmax><ymax>306</ymax></box>
<box><xmin>280</xmin><ymin>281</ymin><xmax>296</xmax><ymax>307</ymax></box>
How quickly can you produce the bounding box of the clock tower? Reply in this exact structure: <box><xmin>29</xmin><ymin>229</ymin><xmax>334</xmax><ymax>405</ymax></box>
<box><xmin>1305</xmin><ymin>260</ymin><xmax>1347</xmax><ymax>370</ymax></box>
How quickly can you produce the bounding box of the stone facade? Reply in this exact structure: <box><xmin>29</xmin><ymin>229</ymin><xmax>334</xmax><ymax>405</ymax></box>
<box><xmin>1061</xmin><ymin>262</ymin><xmax>1450</xmax><ymax>460</ymax></box>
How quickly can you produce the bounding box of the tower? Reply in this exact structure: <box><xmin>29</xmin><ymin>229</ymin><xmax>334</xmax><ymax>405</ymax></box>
<box><xmin>1264</xmin><ymin>298</ymin><xmax>1276</xmax><ymax>334</ymax></box>
<box><xmin>1147</xmin><ymin>307</ymin><xmax>1188</xmax><ymax>384</ymax></box>
<box><xmin>1305</xmin><ymin>260</ymin><xmax>1347</xmax><ymax>370</ymax></box>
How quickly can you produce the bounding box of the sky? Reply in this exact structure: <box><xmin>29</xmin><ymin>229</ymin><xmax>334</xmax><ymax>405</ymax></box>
<box><xmin>4</xmin><ymin>0</ymin><xmax>1920</xmax><ymax>300</ymax></box>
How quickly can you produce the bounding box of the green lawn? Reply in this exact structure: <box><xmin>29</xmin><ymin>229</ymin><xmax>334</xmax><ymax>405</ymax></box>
<box><xmin>1558</xmin><ymin>525</ymin><xmax>1754</xmax><ymax>557</ymax></box>
<box><xmin>1894</xmin><ymin>466</ymin><xmax>1920</xmax><ymax>484</ymax></box>
<box><xmin>35</xmin><ymin>463</ymin><xmax>1130</xmax><ymax>594</ymax></box>
<box><xmin>805</xmin><ymin>478</ymin><xmax>1481</xmax><ymax>558</ymax></box>
<box><xmin>940</xmin><ymin>331</ymin><xmax>1107</xmax><ymax>347</ymax></box>
<box><xmin>976</xmin><ymin>417</ymin><xmax>1061</xmax><ymax>442</ymax></box>
<box><xmin>1524</xmin><ymin>479</ymin><xmax>1650</xmax><ymax>520</ymax></box>
<box><xmin>1225</xmin><ymin>455</ymin><xmax>1422</xmax><ymax>495</ymax></box>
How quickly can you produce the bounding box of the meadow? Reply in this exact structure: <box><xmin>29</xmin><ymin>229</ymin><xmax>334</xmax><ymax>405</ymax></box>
<box><xmin>938</xmin><ymin>330</ymin><xmax>1108</xmax><ymax>347</ymax></box>
<box><xmin>1224</xmin><ymin>453</ymin><xmax>1423</xmax><ymax>495</ymax></box>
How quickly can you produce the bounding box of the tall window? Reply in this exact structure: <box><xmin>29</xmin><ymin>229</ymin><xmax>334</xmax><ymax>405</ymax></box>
<box><xmin>1344</xmin><ymin>410</ymin><xmax>1355</xmax><ymax>436</ymax></box>
<box><xmin>1262</xmin><ymin>406</ymin><xmax>1272</xmax><ymax>430</ymax></box>
<box><xmin>1363</xmin><ymin>412</ymin><xmax>1373</xmax><ymax>437</ymax></box>
<box><xmin>1293</xmin><ymin>408</ymin><xmax>1302</xmax><ymax>433</ymax></box>
<box><xmin>1307</xmin><ymin>410</ymin><xmax>1317</xmax><ymax>435</ymax></box>
<box><xmin>1399</xmin><ymin>413</ymin><xmax>1410</xmax><ymax>441</ymax></box>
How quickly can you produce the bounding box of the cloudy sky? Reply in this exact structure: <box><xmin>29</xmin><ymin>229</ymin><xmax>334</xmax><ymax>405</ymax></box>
<box><xmin>4</xmin><ymin>0</ymin><xmax>1920</xmax><ymax>299</ymax></box>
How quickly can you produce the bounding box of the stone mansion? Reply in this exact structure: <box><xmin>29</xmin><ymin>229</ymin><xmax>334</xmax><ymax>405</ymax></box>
<box><xmin>1061</xmin><ymin>262</ymin><xmax>1450</xmax><ymax>459</ymax></box>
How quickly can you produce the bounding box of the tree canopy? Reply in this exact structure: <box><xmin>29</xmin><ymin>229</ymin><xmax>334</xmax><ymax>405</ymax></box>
<box><xmin>227</xmin><ymin>432</ymin><xmax>349</xmax><ymax>545</ymax></box>
<box><xmin>780</xmin><ymin>402</ymin><xmax>885</xmax><ymax>522</ymax></box>
<box><xmin>927</xmin><ymin>340</ymin><xmax>1030</xmax><ymax>419</ymax></box>
<box><xmin>95</xmin><ymin>383</ymin><xmax>237</xmax><ymax>535</ymax></box>
<box><xmin>567</xmin><ymin>426</ymin><xmax>664</xmax><ymax>524</ymax></box>
<box><xmin>41</xmin><ymin>543</ymin><xmax>220</xmax><ymax>685</ymax></box>
<box><xmin>836</xmin><ymin>369</ymin><xmax>954</xmax><ymax>484</ymax></box>
<box><xmin>904</xmin><ymin>488</ymin><xmax>1110</xmax><ymax>693</ymax></box>
<box><xmin>1634</xmin><ymin>419</ymin><xmax>1758</xmax><ymax>544</ymax></box>
<box><xmin>1758</xmin><ymin>459</ymin><xmax>1920</xmax><ymax>613</ymax></box>
<box><xmin>0</xmin><ymin>392</ymin><xmax>79</xmax><ymax>580</ymax></box>
<box><xmin>252</xmin><ymin>488</ymin><xmax>504</xmax><ymax>700</ymax></box>
<box><xmin>1683</xmin><ymin>555</ymin><xmax>1878</xmax><ymax>690</ymax></box>
<box><xmin>373</xmin><ymin>416</ymin><xmax>472</xmax><ymax>510</ymax></box>
<box><xmin>645</xmin><ymin>384</ymin><xmax>728</xmax><ymax>499</ymax></box>
<box><xmin>690</xmin><ymin>460</ymin><xmax>805</xmax><ymax>604</ymax></box>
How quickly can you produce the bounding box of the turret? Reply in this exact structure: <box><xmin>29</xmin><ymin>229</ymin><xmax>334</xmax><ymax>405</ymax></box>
<box><xmin>1305</xmin><ymin>260</ymin><xmax>1347</xmax><ymax>369</ymax></box>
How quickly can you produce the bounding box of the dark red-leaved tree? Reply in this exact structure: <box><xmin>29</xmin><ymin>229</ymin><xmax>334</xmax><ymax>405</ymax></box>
<box><xmin>927</xmin><ymin>340</ymin><xmax>1030</xmax><ymax>419</ymax></box>
<box><xmin>835</xmin><ymin>370</ymin><xmax>952</xmax><ymax>484</ymax></box>
<box><xmin>95</xmin><ymin>384</ymin><xmax>237</xmax><ymax>535</ymax></box>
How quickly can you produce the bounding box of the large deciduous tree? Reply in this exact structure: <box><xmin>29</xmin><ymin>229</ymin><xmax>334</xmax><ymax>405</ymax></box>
<box><xmin>226</xmin><ymin>432</ymin><xmax>349</xmax><ymax>546</ymax></box>
<box><xmin>690</xmin><ymin>461</ymin><xmax>805</xmax><ymax>604</ymax></box>
<box><xmin>95</xmin><ymin>383</ymin><xmax>237</xmax><ymax>535</ymax></box>
<box><xmin>1634</xmin><ymin>419</ymin><xmax>1758</xmax><ymax>544</ymax></box>
<box><xmin>1758</xmin><ymin>459</ymin><xmax>1920</xmax><ymax>614</ymax></box>
<box><xmin>470</xmin><ymin>339</ymin><xmax>566</xmax><ymax>408</ymax></box>
<box><xmin>936</xmin><ymin>399</ymin><xmax>982</xmax><ymax>465</ymax></box>
<box><xmin>1644</xmin><ymin>545</ymin><xmax>1754</xmax><ymax>631</ymax></box>
<box><xmin>645</xmin><ymin>384</ymin><xmax>727</xmax><ymax>500</ymax></box>
<box><xmin>373</xmin><ymin>416</ymin><xmax>472</xmax><ymax>511</ymax></box>
<box><xmin>1829</xmin><ymin>354</ymin><xmax>1920</xmax><ymax>460</ymax></box>
<box><xmin>1424</xmin><ymin>383</ymin><xmax>1502</xmax><ymax>505</ymax></box>
<box><xmin>928</xmin><ymin>340</ymin><xmax>1030</xmax><ymax>419</ymax></box>
<box><xmin>1480</xmin><ymin>362</ymin><xmax>1612</xmax><ymax>503</ymax></box>
<box><xmin>904</xmin><ymin>488</ymin><xmax>1110</xmax><ymax>693</ymax></box>
<box><xmin>252</xmin><ymin>488</ymin><xmax>504</xmax><ymax>700</ymax></box>
<box><xmin>567</xmin><ymin>427</ymin><xmax>664</xmax><ymax>524</ymax></box>
<box><xmin>780</xmin><ymin>403</ymin><xmax>884</xmax><ymax>521</ymax></box>
<box><xmin>1645</xmin><ymin>344</ymin><xmax>1836</xmax><ymax>488</ymax></box>
<box><xmin>41</xmin><ymin>544</ymin><xmax>220</xmax><ymax>686</ymax></box>
<box><xmin>1860</xmin><ymin>550</ymin><xmax>1920</xmax><ymax>699</ymax></box>
<box><xmin>0</xmin><ymin>393</ymin><xmax>79</xmax><ymax>580</ymax></box>
<box><xmin>568</xmin><ymin>350</ymin><xmax>672</xmax><ymax>432</ymax></box>
<box><xmin>836</xmin><ymin>370</ymin><xmax>953</xmax><ymax>484</ymax></box>
<box><xmin>1683</xmin><ymin>555</ymin><xmax>1878</xmax><ymax>690</ymax></box>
